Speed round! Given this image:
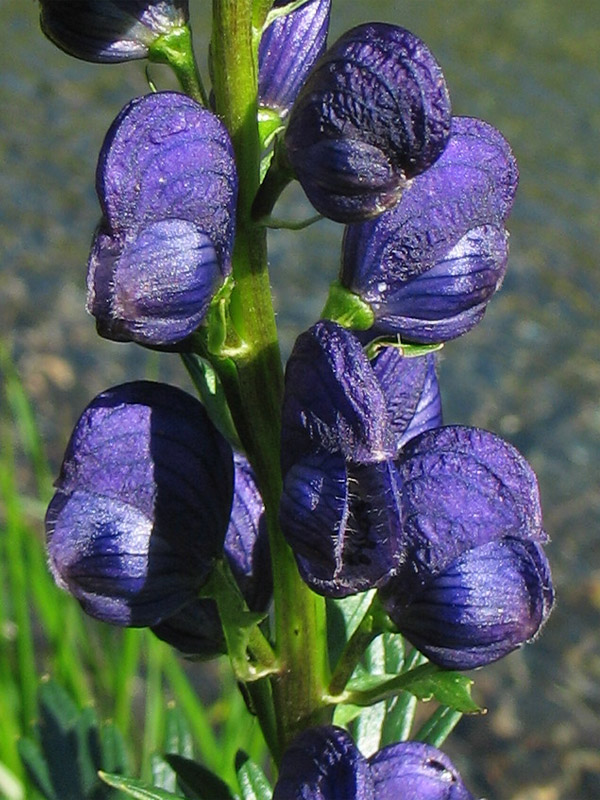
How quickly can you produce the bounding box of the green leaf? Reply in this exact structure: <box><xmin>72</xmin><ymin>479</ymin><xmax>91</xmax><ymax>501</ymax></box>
<box><xmin>327</xmin><ymin>590</ymin><xmax>376</xmax><ymax>667</ymax></box>
<box><xmin>235</xmin><ymin>752</ymin><xmax>272</xmax><ymax>800</ymax></box>
<box><xmin>99</xmin><ymin>773</ymin><xmax>184</xmax><ymax>800</ymax></box>
<box><xmin>17</xmin><ymin>738</ymin><xmax>58</xmax><ymax>800</ymax></box>
<box><xmin>100</xmin><ymin>722</ymin><xmax>130</xmax><ymax>779</ymax></box>
<box><xmin>364</xmin><ymin>336</ymin><xmax>444</xmax><ymax>361</ymax></box>
<box><xmin>164</xmin><ymin>706</ymin><xmax>194</xmax><ymax>761</ymax></box>
<box><xmin>415</xmin><ymin>707</ymin><xmax>464</xmax><ymax>748</ymax></box>
<box><xmin>345</xmin><ymin>664</ymin><xmax>482</xmax><ymax>714</ymax></box>
<box><xmin>164</xmin><ymin>755</ymin><xmax>236</xmax><ymax>800</ymax></box>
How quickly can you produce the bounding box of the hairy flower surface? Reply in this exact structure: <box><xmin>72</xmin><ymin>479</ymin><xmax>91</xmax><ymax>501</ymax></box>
<box><xmin>285</xmin><ymin>22</ymin><xmax>451</xmax><ymax>222</ymax></box>
<box><xmin>87</xmin><ymin>91</ymin><xmax>237</xmax><ymax>345</ymax></box>
<box><xmin>273</xmin><ymin>725</ymin><xmax>474</xmax><ymax>799</ymax></box>
<box><xmin>46</xmin><ymin>381</ymin><xmax>234</xmax><ymax>627</ymax></box>
<box><xmin>39</xmin><ymin>0</ymin><xmax>189</xmax><ymax>62</ymax></box>
<box><xmin>259</xmin><ymin>0</ymin><xmax>331</xmax><ymax>116</ymax></box>
<box><xmin>341</xmin><ymin>117</ymin><xmax>519</xmax><ymax>342</ymax></box>
<box><xmin>280</xmin><ymin>322</ymin><xmax>553</xmax><ymax>666</ymax></box>
<box><xmin>280</xmin><ymin>321</ymin><xmax>441</xmax><ymax>596</ymax></box>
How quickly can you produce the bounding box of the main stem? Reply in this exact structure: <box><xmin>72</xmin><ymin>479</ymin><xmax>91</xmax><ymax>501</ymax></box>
<box><xmin>210</xmin><ymin>0</ymin><xmax>330</xmax><ymax>759</ymax></box>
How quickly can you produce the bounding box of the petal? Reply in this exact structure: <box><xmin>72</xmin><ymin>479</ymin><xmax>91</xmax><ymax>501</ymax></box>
<box><xmin>368</xmin><ymin>224</ymin><xmax>509</xmax><ymax>343</ymax></box>
<box><xmin>281</xmin><ymin>321</ymin><xmax>394</xmax><ymax>476</ymax></box>
<box><xmin>225</xmin><ymin>452</ymin><xmax>272</xmax><ymax>611</ymax></box>
<box><xmin>341</xmin><ymin>116</ymin><xmax>518</xmax><ymax>306</ymax></box>
<box><xmin>393</xmin><ymin>425</ymin><xmax>545</xmax><ymax>583</ymax></box>
<box><xmin>151</xmin><ymin>598</ymin><xmax>226</xmax><ymax>660</ymax></box>
<box><xmin>285</xmin><ymin>23</ymin><xmax>451</xmax><ymax>222</ymax></box>
<box><xmin>40</xmin><ymin>0</ymin><xmax>189</xmax><ymax>63</ymax></box>
<box><xmin>371</xmin><ymin>351</ymin><xmax>442</xmax><ymax>450</ymax></box>
<box><xmin>96</xmin><ymin>92</ymin><xmax>237</xmax><ymax>270</ymax></box>
<box><xmin>369</xmin><ymin>741</ymin><xmax>475</xmax><ymax>800</ymax></box>
<box><xmin>46</xmin><ymin>381</ymin><xmax>234</xmax><ymax>627</ymax></box>
<box><xmin>280</xmin><ymin>452</ymin><xmax>403</xmax><ymax>597</ymax></box>
<box><xmin>273</xmin><ymin>726</ymin><xmax>373</xmax><ymax>800</ymax></box>
<box><xmin>259</xmin><ymin>0</ymin><xmax>330</xmax><ymax>115</ymax></box>
<box><xmin>381</xmin><ymin>538</ymin><xmax>554</xmax><ymax>670</ymax></box>
<box><xmin>87</xmin><ymin>219</ymin><xmax>221</xmax><ymax>345</ymax></box>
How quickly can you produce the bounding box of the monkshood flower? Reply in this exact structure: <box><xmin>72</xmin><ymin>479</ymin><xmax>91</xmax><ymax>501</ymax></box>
<box><xmin>280</xmin><ymin>322</ymin><xmax>553</xmax><ymax>668</ymax></box>
<box><xmin>46</xmin><ymin>381</ymin><xmax>234</xmax><ymax>628</ymax></box>
<box><xmin>151</xmin><ymin>452</ymin><xmax>271</xmax><ymax>658</ymax></box>
<box><xmin>284</xmin><ymin>23</ymin><xmax>451</xmax><ymax>222</ymax></box>
<box><xmin>341</xmin><ymin>116</ymin><xmax>519</xmax><ymax>343</ymax></box>
<box><xmin>378</xmin><ymin>427</ymin><xmax>554</xmax><ymax>670</ymax></box>
<box><xmin>258</xmin><ymin>0</ymin><xmax>330</xmax><ymax>117</ymax></box>
<box><xmin>280</xmin><ymin>320</ymin><xmax>442</xmax><ymax>597</ymax></box>
<box><xmin>87</xmin><ymin>91</ymin><xmax>237</xmax><ymax>346</ymax></box>
<box><xmin>39</xmin><ymin>0</ymin><xmax>189</xmax><ymax>63</ymax></box>
<box><xmin>273</xmin><ymin>725</ymin><xmax>475</xmax><ymax>799</ymax></box>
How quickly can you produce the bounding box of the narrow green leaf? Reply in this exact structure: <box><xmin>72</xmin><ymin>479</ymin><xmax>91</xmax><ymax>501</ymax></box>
<box><xmin>165</xmin><ymin>755</ymin><xmax>236</xmax><ymax>800</ymax></box>
<box><xmin>17</xmin><ymin>738</ymin><xmax>58</xmax><ymax>800</ymax></box>
<box><xmin>100</xmin><ymin>722</ymin><xmax>130</xmax><ymax>777</ymax></box>
<box><xmin>99</xmin><ymin>772</ymin><xmax>184</xmax><ymax>800</ymax></box>
<box><xmin>163</xmin><ymin>704</ymin><xmax>194</xmax><ymax>760</ymax></box>
<box><xmin>235</xmin><ymin>752</ymin><xmax>272</xmax><ymax>800</ymax></box>
<box><xmin>415</xmin><ymin>707</ymin><xmax>464</xmax><ymax>748</ymax></box>
<box><xmin>327</xmin><ymin>590</ymin><xmax>376</xmax><ymax>667</ymax></box>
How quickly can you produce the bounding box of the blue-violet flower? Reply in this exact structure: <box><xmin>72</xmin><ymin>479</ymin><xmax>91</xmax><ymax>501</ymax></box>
<box><xmin>341</xmin><ymin>116</ymin><xmax>519</xmax><ymax>343</ymax></box>
<box><xmin>87</xmin><ymin>91</ymin><xmax>238</xmax><ymax>346</ymax></box>
<box><xmin>273</xmin><ymin>725</ymin><xmax>475</xmax><ymax>799</ymax></box>
<box><xmin>46</xmin><ymin>381</ymin><xmax>234</xmax><ymax>627</ymax></box>
<box><xmin>284</xmin><ymin>23</ymin><xmax>451</xmax><ymax>222</ymax></box>
<box><xmin>280</xmin><ymin>321</ymin><xmax>553</xmax><ymax>668</ymax></box>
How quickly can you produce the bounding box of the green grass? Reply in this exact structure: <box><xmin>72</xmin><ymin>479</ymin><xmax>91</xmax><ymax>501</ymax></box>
<box><xmin>0</xmin><ymin>341</ymin><xmax>268</xmax><ymax>799</ymax></box>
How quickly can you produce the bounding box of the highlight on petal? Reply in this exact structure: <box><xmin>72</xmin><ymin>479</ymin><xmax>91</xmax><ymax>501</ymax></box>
<box><xmin>40</xmin><ymin>0</ymin><xmax>189</xmax><ymax>63</ymax></box>
<box><xmin>380</xmin><ymin>538</ymin><xmax>554</xmax><ymax>670</ymax></box>
<box><xmin>259</xmin><ymin>0</ymin><xmax>331</xmax><ymax>116</ymax></box>
<box><xmin>285</xmin><ymin>23</ymin><xmax>451</xmax><ymax>222</ymax></box>
<box><xmin>273</xmin><ymin>726</ymin><xmax>373</xmax><ymax>800</ymax></box>
<box><xmin>370</xmin><ymin>740</ymin><xmax>475</xmax><ymax>800</ymax></box>
<box><xmin>341</xmin><ymin>116</ymin><xmax>518</xmax><ymax>341</ymax></box>
<box><xmin>87</xmin><ymin>91</ymin><xmax>238</xmax><ymax>344</ymax></box>
<box><xmin>45</xmin><ymin>381</ymin><xmax>234</xmax><ymax>627</ymax></box>
<box><xmin>88</xmin><ymin>219</ymin><xmax>221</xmax><ymax>345</ymax></box>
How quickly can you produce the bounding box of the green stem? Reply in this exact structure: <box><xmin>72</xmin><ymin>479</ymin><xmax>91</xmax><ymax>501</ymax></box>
<box><xmin>149</xmin><ymin>25</ymin><xmax>208</xmax><ymax>105</ymax></box>
<box><xmin>211</xmin><ymin>0</ymin><xmax>330</xmax><ymax>756</ymax></box>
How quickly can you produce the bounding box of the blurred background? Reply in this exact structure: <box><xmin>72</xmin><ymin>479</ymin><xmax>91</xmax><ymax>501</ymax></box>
<box><xmin>1</xmin><ymin>1</ymin><xmax>599</xmax><ymax>798</ymax></box>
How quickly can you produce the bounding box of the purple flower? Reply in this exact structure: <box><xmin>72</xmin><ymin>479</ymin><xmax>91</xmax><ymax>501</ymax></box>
<box><xmin>280</xmin><ymin>321</ymin><xmax>441</xmax><ymax>597</ymax></box>
<box><xmin>284</xmin><ymin>23</ymin><xmax>451</xmax><ymax>223</ymax></box>
<box><xmin>87</xmin><ymin>91</ymin><xmax>238</xmax><ymax>346</ymax></box>
<box><xmin>341</xmin><ymin>117</ymin><xmax>519</xmax><ymax>343</ymax></box>
<box><xmin>39</xmin><ymin>0</ymin><xmax>189</xmax><ymax>63</ymax></box>
<box><xmin>273</xmin><ymin>726</ymin><xmax>475</xmax><ymax>799</ymax></box>
<box><xmin>45</xmin><ymin>381</ymin><xmax>234</xmax><ymax>627</ymax></box>
<box><xmin>280</xmin><ymin>322</ymin><xmax>553</xmax><ymax>667</ymax></box>
<box><xmin>259</xmin><ymin>0</ymin><xmax>331</xmax><ymax>117</ymax></box>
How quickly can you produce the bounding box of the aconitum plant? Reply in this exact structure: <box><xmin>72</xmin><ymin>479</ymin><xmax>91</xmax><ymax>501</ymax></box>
<box><xmin>38</xmin><ymin>1</ymin><xmax>553</xmax><ymax>797</ymax></box>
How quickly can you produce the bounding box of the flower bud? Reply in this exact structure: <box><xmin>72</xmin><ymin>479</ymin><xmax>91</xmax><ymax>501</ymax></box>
<box><xmin>341</xmin><ymin>117</ymin><xmax>518</xmax><ymax>342</ymax></box>
<box><xmin>285</xmin><ymin>23</ymin><xmax>451</xmax><ymax>222</ymax></box>
<box><xmin>39</xmin><ymin>0</ymin><xmax>189</xmax><ymax>63</ymax></box>
<box><xmin>273</xmin><ymin>726</ymin><xmax>475</xmax><ymax>800</ymax></box>
<box><xmin>259</xmin><ymin>0</ymin><xmax>330</xmax><ymax>116</ymax></box>
<box><xmin>87</xmin><ymin>92</ymin><xmax>237</xmax><ymax>346</ymax></box>
<box><xmin>45</xmin><ymin>381</ymin><xmax>234</xmax><ymax>627</ymax></box>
